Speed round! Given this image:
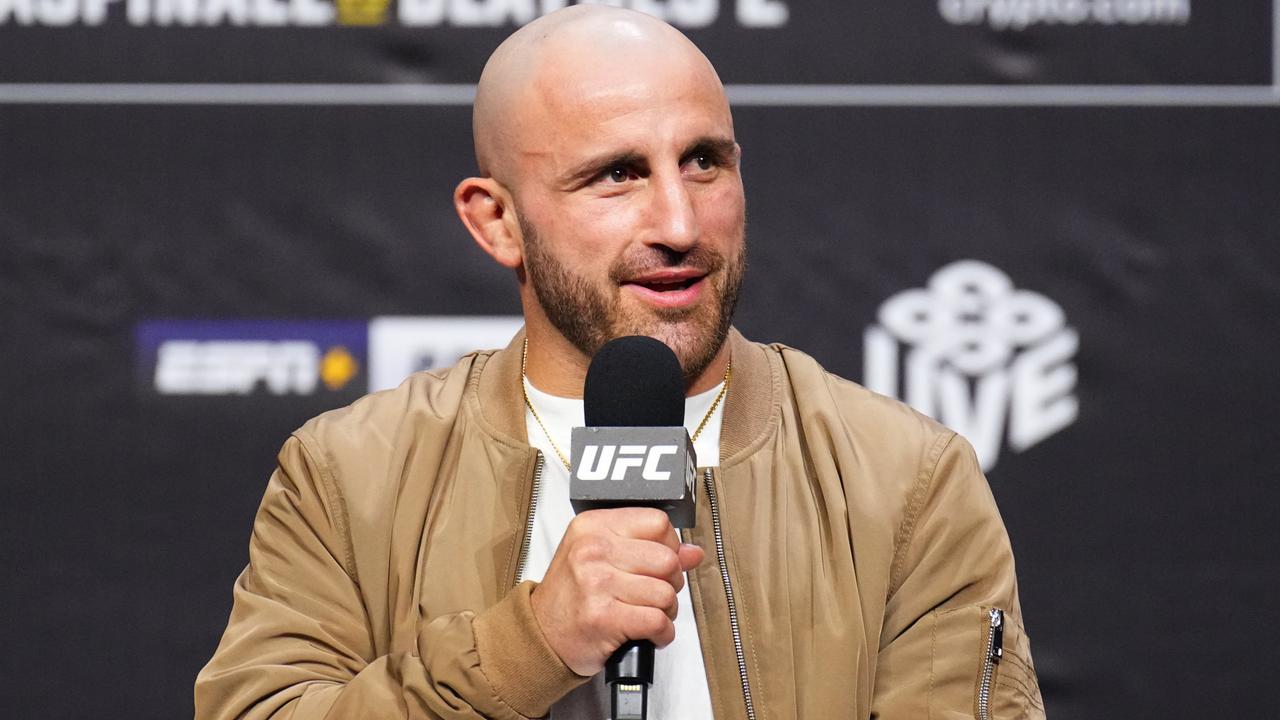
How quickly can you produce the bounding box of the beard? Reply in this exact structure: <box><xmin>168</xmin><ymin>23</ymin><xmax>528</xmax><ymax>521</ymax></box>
<box><xmin>520</xmin><ymin>216</ymin><xmax>745</xmax><ymax>385</ymax></box>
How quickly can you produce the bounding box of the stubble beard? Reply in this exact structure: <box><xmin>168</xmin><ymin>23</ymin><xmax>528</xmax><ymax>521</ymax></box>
<box><xmin>520</xmin><ymin>216</ymin><xmax>745</xmax><ymax>385</ymax></box>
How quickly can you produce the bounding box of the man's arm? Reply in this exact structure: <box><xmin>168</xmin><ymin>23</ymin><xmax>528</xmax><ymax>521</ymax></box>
<box><xmin>871</xmin><ymin>433</ymin><xmax>1046</xmax><ymax>719</ymax></box>
<box><xmin>194</xmin><ymin>435</ymin><xmax>584</xmax><ymax>720</ymax></box>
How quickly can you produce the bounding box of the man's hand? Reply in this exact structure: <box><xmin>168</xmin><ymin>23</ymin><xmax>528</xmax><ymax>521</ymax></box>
<box><xmin>529</xmin><ymin>507</ymin><xmax>706</xmax><ymax>676</ymax></box>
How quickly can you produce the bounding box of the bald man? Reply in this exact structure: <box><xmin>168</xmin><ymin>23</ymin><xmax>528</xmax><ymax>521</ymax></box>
<box><xmin>197</xmin><ymin>7</ymin><xmax>1044</xmax><ymax>720</ymax></box>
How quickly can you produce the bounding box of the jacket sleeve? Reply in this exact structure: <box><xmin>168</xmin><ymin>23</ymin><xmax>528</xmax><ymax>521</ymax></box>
<box><xmin>194</xmin><ymin>435</ymin><xmax>585</xmax><ymax>720</ymax></box>
<box><xmin>870</xmin><ymin>433</ymin><xmax>1046</xmax><ymax>720</ymax></box>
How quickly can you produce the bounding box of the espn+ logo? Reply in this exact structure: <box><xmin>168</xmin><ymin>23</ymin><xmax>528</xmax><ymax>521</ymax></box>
<box><xmin>576</xmin><ymin>444</ymin><xmax>680</xmax><ymax>482</ymax></box>
<box><xmin>135</xmin><ymin>320</ymin><xmax>366</xmax><ymax>396</ymax></box>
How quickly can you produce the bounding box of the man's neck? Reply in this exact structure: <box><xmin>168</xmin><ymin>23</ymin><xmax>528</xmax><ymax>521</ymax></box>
<box><xmin>522</xmin><ymin>327</ymin><xmax>730</xmax><ymax>398</ymax></box>
<box><xmin>522</xmin><ymin>328</ymin><xmax>590</xmax><ymax>397</ymax></box>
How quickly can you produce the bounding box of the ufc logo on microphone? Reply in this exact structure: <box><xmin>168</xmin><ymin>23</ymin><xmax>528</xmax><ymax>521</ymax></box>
<box><xmin>575</xmin><ymin>445</ymin><xmax>678</xmax><ymax>481</ymax></box>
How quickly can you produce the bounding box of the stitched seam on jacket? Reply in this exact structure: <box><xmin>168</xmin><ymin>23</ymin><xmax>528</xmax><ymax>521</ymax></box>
<box><xmin>997</xmin><ymin>673</ymin><xmax>1041</xmax><ymax>710</ymax></box>
<box><xmin>742</xmin><ymin>575</ymin><xmax>767</xmax><ymax>720</ymax></box>
<box><xmin>997</xmin><ymin>674</ymin><xmax>1043</xmax><ymax>714</ymax></box>
<box><xmin>996</xmin><ymin>651</ymin><xmax>1035</xmax><ymax>691</ymax></box>
<box><xmin>1002</xmin><ymin>616</ymin><xmax>1039</xmax><ymax>676</ymax></box>
<box><xmin>991</xmin><ymin>622</ymin><xmax>1043</xmax><ymax>714</ymax></box>
<box><xmin>888</xmin><ymin>431</ymin><xmax>956</xmax><ymax>596</ymax></box>
<box><xmin>996</xmin><ymin>666</ymin><xmax>1043</xmax><ymax>711</ymax></box>
<box><xmin>1002</xmin><ymin>649</ymin><xmax>1037</xmax><ymax>679</ymax></box>
<box><xmin>927</xmin><ymin>610</ymin><xmax>937</xmax><ymax>720</ymax></box>
<box><xmin>293</xmin><ymin>431</ymin><xmax>359</xmax><ymax>583</ymax></box>
<box><xmin>720</xmin><ymin>474</ymin><xmax>768</xmax><ymax>720</ymax></box>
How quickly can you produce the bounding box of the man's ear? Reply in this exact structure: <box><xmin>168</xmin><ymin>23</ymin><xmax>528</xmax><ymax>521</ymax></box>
<box><xmin>454</xmin><ymin>177</ymin><xmax>523</xmax><ymax>269</ymax></box>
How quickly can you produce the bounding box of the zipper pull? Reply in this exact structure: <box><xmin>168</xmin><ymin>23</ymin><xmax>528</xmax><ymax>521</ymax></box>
<box><xmin>988</xmin><ymin>608</ymin><xmax>1004</xmax><ymax>664</ymax></box>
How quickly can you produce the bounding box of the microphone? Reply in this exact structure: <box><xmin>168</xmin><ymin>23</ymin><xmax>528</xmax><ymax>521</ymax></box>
<box><xmin>570</xmin><ymin>336</ymin><xmax>698</xmax><ymax>720</ymax></box>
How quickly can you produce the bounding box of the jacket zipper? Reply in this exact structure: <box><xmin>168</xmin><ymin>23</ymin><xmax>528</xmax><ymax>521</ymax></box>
<box><xmin>977</xmin><ymin>607</ymin><xmax>1004</xmax><ymax>720</ymax></box>
<box><xmin>703</xmin><ymin>467</ymin><xmax>757</xmax><ymax>720</ymax></box>
<box><xmin>514</xmin><ymin>452</ymin><xmax>545</xmax><ymax>585</ymax></box>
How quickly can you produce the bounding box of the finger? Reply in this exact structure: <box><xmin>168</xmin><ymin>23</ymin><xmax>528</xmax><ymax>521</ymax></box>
<box><xmin>608</xmin><ymin>538</ymin><xmax>683</xmax><ymax>590</ymax></box>
<box><xmin>612</xmin><ymin>574</ymin><xmax>679</xmax><ymax>621</ymax></box>
<box><xmin>677</xmin><ymin>543</ymin><xmax>705</xmax><ymax>572</ymax></box>
<box><xmin>607</xmin><ymin>507</ymin><xmax>679</xmax><ymax>550</ymax></box>
<box><xmin>614</xmin><ymin>602</ymin><xmax>677</xmax><ymax>649</ymax></box>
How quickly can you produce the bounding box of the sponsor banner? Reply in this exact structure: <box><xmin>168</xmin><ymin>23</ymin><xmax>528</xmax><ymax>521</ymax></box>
<box><xmin>0</xmin><ymin>0</ymin><xmax>1271</xmax><ymax>85</ymax></box>
<box><xmin>136</xmin><ymin>316</ymin><xmax>525</xmax><ymax>396</ymax></box>
<box><xmin>367</xmin><ymin>315</ymin><xmax>523</xmax><ymax>391</ymax></box>
<box><xmin>135</xmin><ymin>319</ymin><xmax>367</xmax><ymax>396</ymax></box>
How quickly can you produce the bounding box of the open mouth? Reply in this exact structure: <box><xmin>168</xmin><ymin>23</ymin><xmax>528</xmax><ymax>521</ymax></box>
<box><xmin>621</xmin><ymin>270</ymin><xmax>707</xmax><ymax>308</ymax></box>
<box><xmin>632</xmin><ymin>277</ymin><xmax>700</xmax><ymax>293</ymax></box>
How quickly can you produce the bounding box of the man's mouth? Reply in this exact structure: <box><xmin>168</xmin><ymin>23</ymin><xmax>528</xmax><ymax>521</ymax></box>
<box><xmin>621</xmin><ymin>269</ymin><xmax>708</xmax><ymax>308</ymax></box>
<box><xmin>632</xmin><ymin>277</ymin><xmax>699</xmax><ymax>292</ymax></box>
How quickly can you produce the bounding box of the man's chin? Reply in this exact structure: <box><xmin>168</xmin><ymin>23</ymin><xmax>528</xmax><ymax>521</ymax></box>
<box><xmin>609</xmin><ymin>314</ymin><xmax>728</xmax><ymax>384</ymax></box>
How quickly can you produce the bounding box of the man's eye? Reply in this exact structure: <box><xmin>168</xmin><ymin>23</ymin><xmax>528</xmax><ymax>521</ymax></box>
<box><xmin>685</xmin><ymin>153</ymin><xmax>715</xmax><ymax>173</ymax></box>
<box><xmin>607</xmin><ymin>167</ymin><xmax>630</xmax><ymax>183</ymax></box>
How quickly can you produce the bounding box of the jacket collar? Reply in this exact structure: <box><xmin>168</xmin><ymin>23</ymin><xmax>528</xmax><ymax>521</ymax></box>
<box><xmin>468</xmin><ymin>326</ymin><xmax>778</xmax><ymax>465</ymax></box>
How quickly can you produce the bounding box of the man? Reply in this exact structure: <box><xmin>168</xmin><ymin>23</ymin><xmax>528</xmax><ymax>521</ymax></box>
<box><xmin>196</xmin><ymin>6</ymin><xmax>1044</xmax><ymax>720</ymax></box>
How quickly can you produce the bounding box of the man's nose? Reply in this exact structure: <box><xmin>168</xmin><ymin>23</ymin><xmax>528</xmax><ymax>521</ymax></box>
<box><xmin>646</xmin><ymin>173</ymin><xmax>700</xmax><ymax>252</ymax></box>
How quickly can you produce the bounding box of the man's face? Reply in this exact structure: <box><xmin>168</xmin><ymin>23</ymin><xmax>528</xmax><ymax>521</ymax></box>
<box><xmin>509</xmin><ymin>47</ymin><xmax>746</xmax><ymax>382</ymax></box>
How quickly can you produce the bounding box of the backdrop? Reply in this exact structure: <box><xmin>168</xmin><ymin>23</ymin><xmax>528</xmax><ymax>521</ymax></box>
<box><xmin>3</xmin><ymin>2</ymin><xmax>1278</xmax><ymax>717</ymax></box>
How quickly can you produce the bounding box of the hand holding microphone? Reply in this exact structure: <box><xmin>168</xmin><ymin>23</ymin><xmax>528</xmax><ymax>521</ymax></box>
<box><xmin>529</xmin><ymin>507</ymin><xmax>704</xmax><ymax>675</ymax></box>
<box><xmin>529</xmin><ymin>336</ymin><xmax>704</xmax><ymax>720</ymax></box>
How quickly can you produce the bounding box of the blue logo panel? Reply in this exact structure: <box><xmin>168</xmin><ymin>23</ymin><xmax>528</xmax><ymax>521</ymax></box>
<box><xmin>135</xmin><ymin>319</ymin><xmax>368</xmax><ymax>396</ymax></box>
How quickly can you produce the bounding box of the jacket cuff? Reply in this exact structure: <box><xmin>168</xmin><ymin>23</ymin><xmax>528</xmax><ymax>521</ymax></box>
<box><xmin>473</xmin><ymin>580</ymin><xmax>588</xmax><ymax>717</ymax></box>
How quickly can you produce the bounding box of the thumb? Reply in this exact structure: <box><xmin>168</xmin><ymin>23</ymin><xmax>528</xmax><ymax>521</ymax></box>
<box><xmin>677</xmin><ymin>542</ymin><xmax>706</xmax><ymax>572</ymax></box>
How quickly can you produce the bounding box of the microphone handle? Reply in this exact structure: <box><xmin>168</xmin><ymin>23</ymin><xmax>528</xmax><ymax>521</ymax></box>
<box><xmin>606</xmin><ymin>640</ymin><xmax>654</xmax><ymax>720</ymax></box>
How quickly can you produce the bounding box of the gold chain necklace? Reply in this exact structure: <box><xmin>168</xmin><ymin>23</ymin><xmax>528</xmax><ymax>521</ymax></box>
<box><xmin>520</xmin><ymin>338</ymin><xmax>732</xmax><ymax>471</ymax></box>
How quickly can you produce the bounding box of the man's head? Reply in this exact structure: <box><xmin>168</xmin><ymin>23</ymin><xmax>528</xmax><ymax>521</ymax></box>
<box><xmin>455</xmin><ymin>6</ymin><xmax>746</xmax><ymax>389</ymax></box>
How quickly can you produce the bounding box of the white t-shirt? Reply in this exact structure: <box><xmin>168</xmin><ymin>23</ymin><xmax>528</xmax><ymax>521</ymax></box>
<box><xmin>520</xmin><ymin>378</ymin><xmax>723</xmax><ymax>720</ymax></box>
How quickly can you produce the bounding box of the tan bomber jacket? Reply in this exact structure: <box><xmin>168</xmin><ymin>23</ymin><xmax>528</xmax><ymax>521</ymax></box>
<box><xmin>196</xmin><ymin>328</ymin><xmax>1045</xmax><ymax>719</ymax></box>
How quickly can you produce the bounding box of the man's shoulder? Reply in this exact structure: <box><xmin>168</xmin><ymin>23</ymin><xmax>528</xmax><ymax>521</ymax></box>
<box><xmin>760</xmin><ymin>339</ymin><xmax>958</xmax><ymax>466</ymax></box>
<box><xmin>753</xmin><ymin>340</ymin><xmax>985</xmax><ymax>555</ymax></box>
<box><xmin>763</xmin><ymin>340</ymin><xmax>949</xmax><ymax>433</ymax></box>
<box><xmin>290</xmin><ymin>349</ymin><xmax>491</xmax><ymax>471</ymax></box>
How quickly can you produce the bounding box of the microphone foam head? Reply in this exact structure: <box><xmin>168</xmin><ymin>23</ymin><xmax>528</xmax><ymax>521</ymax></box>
<box><xmin>584</xmin><ymin>336</ymin><xmax>684</xmax><ymax>427</ymax></box>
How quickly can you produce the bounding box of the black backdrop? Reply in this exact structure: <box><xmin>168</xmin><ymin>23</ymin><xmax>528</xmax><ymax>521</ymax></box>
<box><xmin>3</xmin><ymin>2</ymin><xmax>1279</xmax><ymax>717</ymax></box>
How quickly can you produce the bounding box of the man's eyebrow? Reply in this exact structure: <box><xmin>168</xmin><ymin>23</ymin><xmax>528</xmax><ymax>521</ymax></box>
<box><xmin>681</xmin><ymin>136</ymin><xmax>739</xmax><ymax>161</ymax></box>
<box><xmin>559</xmin><ymin>151</ymin><xmax>647</xmax><ymax>188</ymax></box>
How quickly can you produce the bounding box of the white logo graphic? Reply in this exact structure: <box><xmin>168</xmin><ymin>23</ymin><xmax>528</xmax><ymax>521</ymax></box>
<box><xmin>576</xmin><ymin>444</ymin><xmax>678</xmax><ymax>481</ymax></box>
<box><xmin>939</xmin><ymin>0</ymin><xmax>1189</xmax><ymax>31</ymax></box>
<box><xmin>863</xmin><ymin>260</ymin><xmax>1078</xmax><ymax>471</ymax></box>
<box><xmin>155</xmin><ymin>340</ymin><xmax>319</xmax><ymax>395</ymax></box>
<box><xmin>367</xmin><ymin>315</ymin><xmax>524</xmax><ymax>392</ymax></box>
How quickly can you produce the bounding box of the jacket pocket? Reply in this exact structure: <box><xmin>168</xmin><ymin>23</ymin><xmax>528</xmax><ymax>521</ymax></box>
<box><xmin>927</xmin><ymin>605</ymin><xmax>1045</xmax><ymax>719</ymax></box>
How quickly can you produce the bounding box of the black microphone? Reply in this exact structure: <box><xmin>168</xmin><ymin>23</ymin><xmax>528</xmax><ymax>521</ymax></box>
<box><xmin>570</xmin><ymin>336</ymin><xmax>698</xmax><ymax>720</ymax></box>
